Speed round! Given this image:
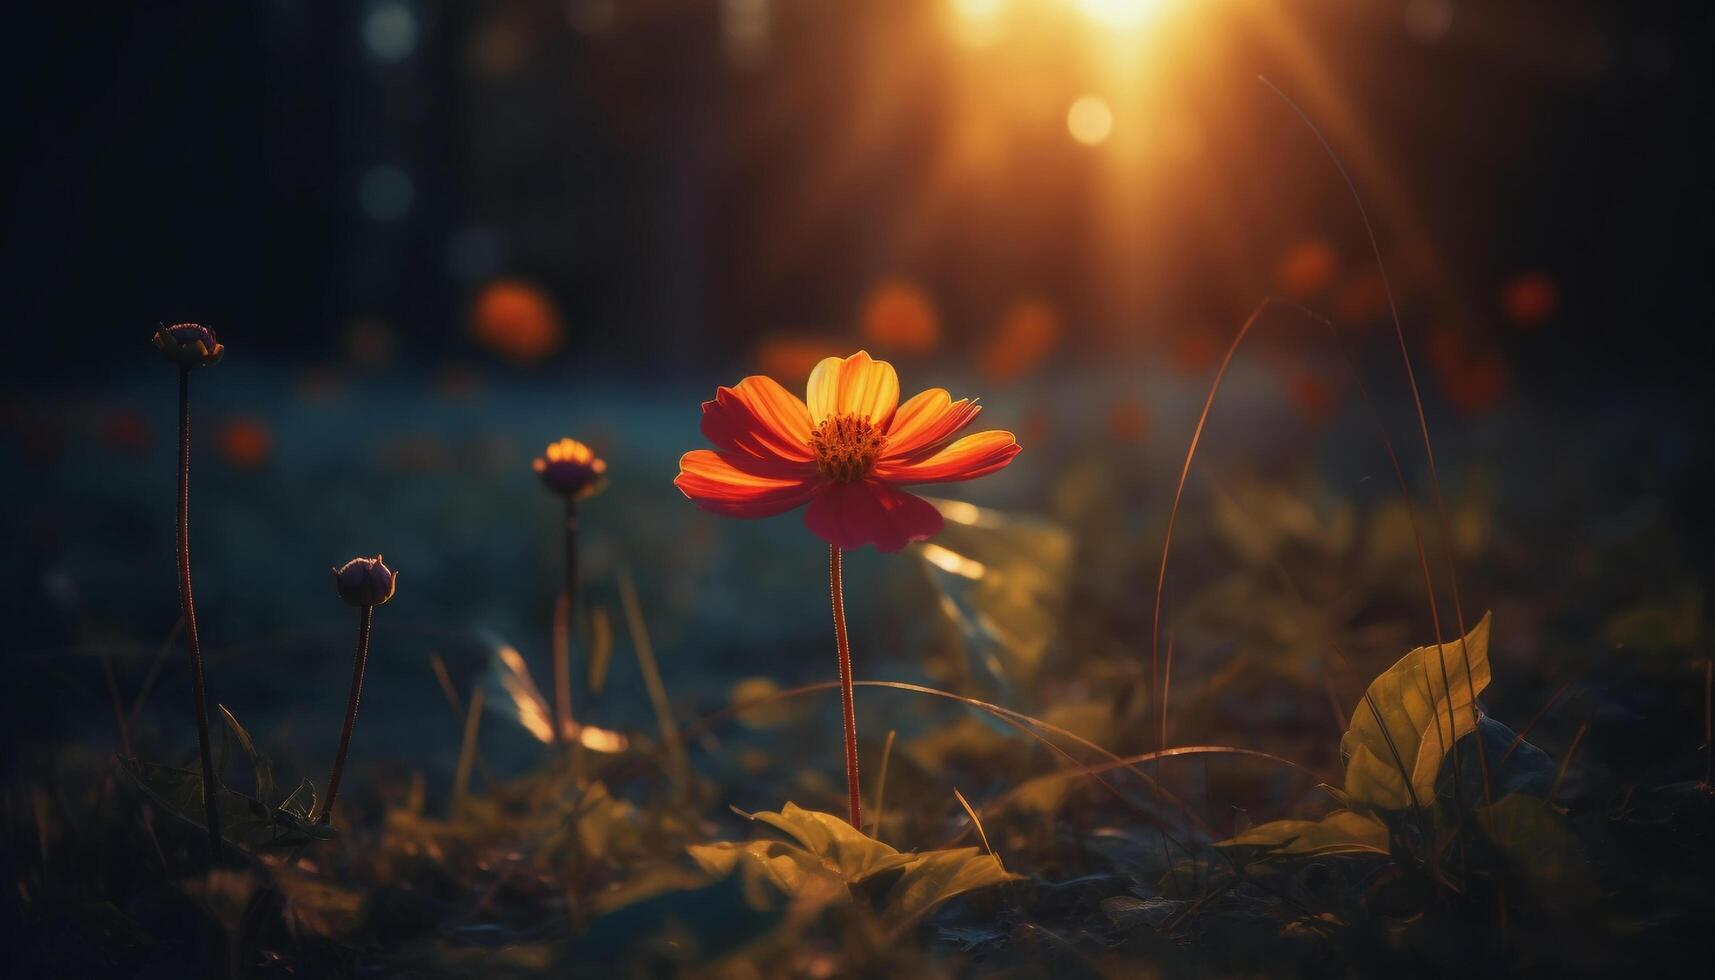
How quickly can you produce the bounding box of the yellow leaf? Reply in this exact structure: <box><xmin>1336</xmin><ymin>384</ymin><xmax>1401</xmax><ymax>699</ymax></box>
<box><xmin>881</xmin><ymin>847</ymin><xmax>1022</xmax><ymax>929</ymax></box>
<box><xmin>1340</xmin><ymin>612</ymin><xmax>1493</xmax><ymax>812</ymax></box>
<box><xmin>1217</xmin><ymin>809</ymin><xmax>1390</xmax><ymax>856</ymax></box>
<box><xmin>750</xmin><ymin>802</ymin><xmax>913</xmax><ymax>882</ymax></box>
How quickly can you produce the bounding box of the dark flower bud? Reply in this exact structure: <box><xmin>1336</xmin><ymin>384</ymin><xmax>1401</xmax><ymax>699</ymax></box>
<box><xmin>152</xmin><ymin>322</ymin><xmax>226</xmax><ymax>367</ymax></box>
<box><xmin>533</xmin><ymin>438</ymin><xmax>608</xmax><ymax>499</ymax></box>
<box><xmin>333</xmin><ymin>555</ymin><xmax>397</xmax><ymax>607</ymax></box>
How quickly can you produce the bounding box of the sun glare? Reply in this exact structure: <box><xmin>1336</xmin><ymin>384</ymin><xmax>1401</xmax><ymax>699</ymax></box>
<box><xmin>1076</xmin><ymin>0</ymin><xmax>1175</xmax><ymax>32</ymax></box>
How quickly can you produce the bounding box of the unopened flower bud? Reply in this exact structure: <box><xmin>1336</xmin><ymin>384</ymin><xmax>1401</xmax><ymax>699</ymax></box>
<box><xmin>152</xmin><ymin>322</ymin><xmax>225</xmax><ymax>367</ymax></box>
<box><xmin>532</xmin><ymin>438</ymin><xmax>607</xmax><ymax>499</ymax></box>
<box><xmin>333</xmin><ymin>555</ymin><xmax>397</xmax><ymax>607</ymax></box>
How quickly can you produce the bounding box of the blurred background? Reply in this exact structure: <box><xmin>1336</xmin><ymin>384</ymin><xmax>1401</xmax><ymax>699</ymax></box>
<box><xmin>1</xmin><ymin>1</ymin><xmax>1709</xmax><ymax>791</ymax></box>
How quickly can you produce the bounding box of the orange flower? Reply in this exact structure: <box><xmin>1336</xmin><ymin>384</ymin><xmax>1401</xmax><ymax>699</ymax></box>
<box><xmin>675</xmin><ymin>351</ymin><xmax>1020</xmax><ymax>552</ymax></box>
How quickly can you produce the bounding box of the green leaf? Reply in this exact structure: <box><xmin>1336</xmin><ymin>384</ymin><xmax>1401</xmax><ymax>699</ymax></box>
<box><xmin>120</xmin><ymin>758</ymin><xmax>334</xmax><ymax>850</ymax></box>
<box><xmin>218</xmin><ymin>704</ymin><xmax>274</xmax><ymax>805</ymax></box>
<box><xmin>749</xmin><ymin>802</ymin><xmax>914</xmax><ymax>882</ymax></box>
<box><xmin>879</xmin><ymin>847</ymin><xmax>1021</xmax><ymax>930</ymax></box>
<box><xmin>1340</xmin><ymin>612</ymin><xmax>1492</xmax><ymax>812</ymax></box>
<box><xmin>1215</xmin><ymin>808</ymin><xmax>1390</xmax><ymax>856</ymax></box>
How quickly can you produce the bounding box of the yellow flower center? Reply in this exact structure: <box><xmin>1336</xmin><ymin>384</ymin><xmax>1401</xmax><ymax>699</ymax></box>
<box><xmin>811</xmin><ymin>413</ymin><xmax>886</xmax><ymax>483</ymax></box>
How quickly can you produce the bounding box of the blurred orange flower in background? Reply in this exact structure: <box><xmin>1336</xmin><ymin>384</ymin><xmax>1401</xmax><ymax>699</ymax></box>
<box><xmin>470</xmin><ymin>279</ymin><xmax>564</xmax><ymax>365</ymax></box>
<box><xmin>980</xmin><ymin>299</ymin><xmax>1062</xmax><ymax>384</ymax></box>
<box><xmin>1106</xmin><ymin>399</ymin><xmax>1151</xmax><ymax>443</ymax></box>
<box><xmin>216</xmin><ymin>417</ymin><xmax>272</xmax><ymax>470</ymax></box>
<box><xmin>1502</xmin><ymin>272</ymin><xmax>1558</xmax><ymax>328</ymax></box>
<box><xmin>1335</xmin><ymin>272</ymin><xmax>1390</xmax><ymax>324</ymax></box>
<box><xmin>1171</xmin><ymin>331</ymin><xmax>1220</xmax><ymax>377</ymax></box>
<box><xmin>676</xmin><ymin>351</ymin><xmax>1020</xmax><ymax>552</ymax></box>
<box><xmin>860</xmin><ymin>280</ymin><xmax>941</xmax><ymax>355</ymax></box>
<box><xmin>1275</xmin><ymin>239</ymin><xmax>1338</xmax><ymax>299</ymax></box>
<box><xmin>1427</xmin><ymin>326</ymin><xmax>1510</xmax><ymax>416</ymax></box>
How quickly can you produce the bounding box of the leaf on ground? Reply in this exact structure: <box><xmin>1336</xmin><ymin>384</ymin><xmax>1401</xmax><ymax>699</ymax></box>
<box><xmin>119</xmin><ymin>758</ymin><xmax>333</xmax><ymax>850</ymax></box>
<box><xmin>879</xmin><ymin>847</ymin><xmax>1021</xmax><ymax>930</ymax></box>
<box><xmin>1215</xmin><ymin>808</ymin><xmax>1390</xmax><ymax>856</ymax></box>
<box><xmin>749</xmin><ymin>802</ymin><xmax>913</xmax><ymax>882</ymax></box>
<box><xmin>1340</xmin><ymin>612</ymin><xmax>1492</xmax><ymax>812</ymax></box>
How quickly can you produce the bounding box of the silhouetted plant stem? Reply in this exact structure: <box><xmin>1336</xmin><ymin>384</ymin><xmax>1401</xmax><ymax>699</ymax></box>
<box><xmin>829</xmin><ymin>544</ymin><xmax>862</xmax><ymax>830</ymax></box>
<box><xmin>554</xmin><ymin>499</ymin><xmax>578</xmax><ymax>751</ymax></box>
<box><xmin>316</xmin><ymin>604</ymin><xmax>374</xmax><ymax>824</ymax></box>
<box><xmin>175</xmin><ymin>364</ymin><xmax>223</xmax><ymax>865</ymax></box>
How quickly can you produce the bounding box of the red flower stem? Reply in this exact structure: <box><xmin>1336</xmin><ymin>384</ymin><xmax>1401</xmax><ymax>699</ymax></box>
<box><xmin>175</xmin><ymin>364</ymin><xmax>223</xmax><ymax>865</ymax></box>
<box><xmin>829</xmin><ymin>544</ymin><xmax>862</xmax><ymax>830</ymax></box>
<box><xmin>316</xmin><ymin>603</ymin><xmax>374</xmax><ymax>825</ymax></box>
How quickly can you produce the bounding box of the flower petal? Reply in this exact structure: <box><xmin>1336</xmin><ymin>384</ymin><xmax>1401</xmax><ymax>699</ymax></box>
<box><xmin>884</xmin><ymin>388</ymin><xmax>982</xmax><ymax>459</ymax></box>
<box><xmin>804</xmin><ymin>480</ymin><xmax>945</xmax><ymax>553</ymax></box>
<box><xmin>674</xmin><ymin>450</ymin><xmax>821</xmax><ymax>518</ymax></box>
<box><xmin>700</xmin><ymin>375</ymin><xmax>815</xmax><ymax>463</ymax></box>
<box><xmin>805</xmin><ymin>351</ymin><xmax>900</xmax><ymax>425</ymax></box>
<box><xmin>873</xmin><ymin>430</ymin><xmax>1020</xmax><ymax>484</ymax></box>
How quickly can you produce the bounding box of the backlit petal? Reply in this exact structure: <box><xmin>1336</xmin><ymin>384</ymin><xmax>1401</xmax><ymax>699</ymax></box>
<box><xmin>675</xmin><ymin>450</ymin><xmax>821</xmax><ymax>518</ymax></box>
<box><xmin>701</xmin><ymin>375</ymin><xmax>815</xmax><ymax>462</ymax></box>
<box><xmin>805</xmin><ymin>351</ymin><xmax>900</xmax><ymax>425</ymax></box>
<box><xmin>873</xmin><ymin>430</ymin><xmax>1020</xmax><ymax>484</ymax></box>
<box><xmin>804</xmin><ymin>479</ymin><xmax>945</xmax><ymax>553</ymax></box>
<box><xmin>884</xmin><ymin>388</ymin><xmax>982</xmax><ymax>458</ymax></box>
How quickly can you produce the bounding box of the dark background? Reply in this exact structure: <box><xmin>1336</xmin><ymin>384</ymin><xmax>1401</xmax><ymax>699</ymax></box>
<box><xmin>1</xmin><ymin>0</ymin><xmax>1708</xmax><ymax>385</ymax></box>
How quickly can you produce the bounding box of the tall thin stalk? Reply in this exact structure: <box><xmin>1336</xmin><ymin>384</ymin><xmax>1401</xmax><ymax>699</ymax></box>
<box><xmin>829</xmin><ymin>544</ymin><xmax>862</xmax><ymax>830</ymax></box>
<box><xmin>554</xmin><ymin>499</ymin><xmax>578</xmax><ymax>750</ymax></box>
<box><xmin>316</xmin><ymin>605</ymin><xmax>374</xmax><ymax>824</ymax></box>
<box><xmin>175</xmin><ymin>364</ymin><xmax>223</xmax><ymax>863</ymax></box>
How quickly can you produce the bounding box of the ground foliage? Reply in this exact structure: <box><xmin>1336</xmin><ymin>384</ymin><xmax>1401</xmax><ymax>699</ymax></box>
<box><xmin>4</xmin><ymin>470</ymin><xmax>1711</xmax><ymax>978</ymax></box>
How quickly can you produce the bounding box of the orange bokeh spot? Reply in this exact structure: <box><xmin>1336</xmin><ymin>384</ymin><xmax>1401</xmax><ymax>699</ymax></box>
<box><xmin>752</xmin><ymin>334</ymin><xmax>843</xmax><ymax>387</ymax></box>
<box><xmin>1106</xmin><ymin>399</ymin><xmax>1151</xmax><ymax>443</ymax></box>
<box><xmin>1502</xmin><ymin>273</ymin><xmax>1558</xmax><ymax>328</ymax></box>
<box><xmin>1171</xmin><ymin>331</ymin><xmax>1219</xmax><ymax>376</ymax></box>
<box><xmin>1288</xmin><ymin>375</ymin><xmax>1339</xmax><ymax>425</ymax></box>
<box><xmin>216</xmin><ymin>417</ymin><xmax>272</xmax><ymax>470</ymax></box>
<box><xmin>980</xmin><ymin>299</ymin><xmax>1062</xmax><ymax>384</ymax></box>
<box><xmin>1335</xmin><ymin>272</ymin><xmax>1389</xmax><ymax>324</ymax></box>
<box><xmin>1427</xmin><ymin>325</ymin><xmax>1510</xmax><ymax>416</ymax></box>
<box><xmin>1275</xmin><ymin>239</ymin><xmax>1338</xmax><ymax>299</ymax></box>
<box><xmin>101</xmin><ymin>411</ymin><xmax>152</xmax><ymax>455</ymax></box>
<box><xmin>860</xmin><ymin>281</ymin><xmax>941</xmax><ymax>355</ymax></box>
<box><xmin>470</xmin><ymin>279</ymin><xmax>564</xmax><ymax>365</ymax></box>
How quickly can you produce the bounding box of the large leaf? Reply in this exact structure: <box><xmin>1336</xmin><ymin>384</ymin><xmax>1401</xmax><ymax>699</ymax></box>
<box><xmin>750</xmin><ymin>802</ymin><xmax>914</xmax><ymax>882</ymax></box>
<box><xmin>1341</xmin><ymin>612</ymin><xmax>1492</xmax><ymax>812</ymax></box>
<box><xmin>684</xmin><ymin>806</ymin><xmax>1019</xmax><ymax>930</ymax></box>
<box><xmin>119</xmin><ymin>757</ymin><xmax>334</xmax><ymax>850</ymax></box>
<box><xmin>1216</xmin><ymin>808</ymin><xmax>1390</xmax><ymax>856</ymax></box>
<box><xmin>878</xmin><ymin>847</ymin><xmax>1020</xmax><ymax>929</ymax></box>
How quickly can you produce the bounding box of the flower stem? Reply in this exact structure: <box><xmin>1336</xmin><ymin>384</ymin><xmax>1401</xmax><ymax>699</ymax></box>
<box><xmin>175</xmin><ymin>365</ymin><xmax>223</xmax><ymax>865</ymax></box>
<box><xmin>555</xmin><ymin>499</ymin><xmax>578</xmax><ymax>750</ymax></box>
<box><xmin>316</xmin><ymin>604</ymin><xmax>374</xmax><ymax>825</ymax></box>
<box><xmin>828</xmin><ymin>544</ymin><xmax>862</xmax><ymax>830</ymax></box>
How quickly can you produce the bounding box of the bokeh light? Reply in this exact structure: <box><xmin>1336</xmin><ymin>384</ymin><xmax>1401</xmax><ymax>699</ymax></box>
<box><xmin>470</xmin><ymin>279</ymin><xmax>564</xmax><ymax>365</ymax></box>
<box><xmin>860</xmin><ymin>281</ymin><xmax>942</xmax><ymax>355</ymax></box>
<box><xmin>1066</xmin><ymin>95</ymin><xmax>1114</xmax><ymax>146</ymax></box>
<box><xmin>362</xmin><ymin>1</ymin><xmax>420</xmax><ymax>64</ymax></box>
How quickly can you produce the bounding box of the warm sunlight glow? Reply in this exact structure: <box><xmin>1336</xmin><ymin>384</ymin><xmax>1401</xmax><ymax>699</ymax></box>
<box><xmin>1076</xmin><ymin>0</ymin><xmax>1175</xmax><ymax>31</ymax></box>
<box><xmin>949</xmin><ymin>0</ymin><xmax>1008</xmax><ymax>47</ymax></box>
<box><xmin>1066</xmin><ymin>95</ymin><xmax>1114</xmax><ymax>145</ymax></box>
